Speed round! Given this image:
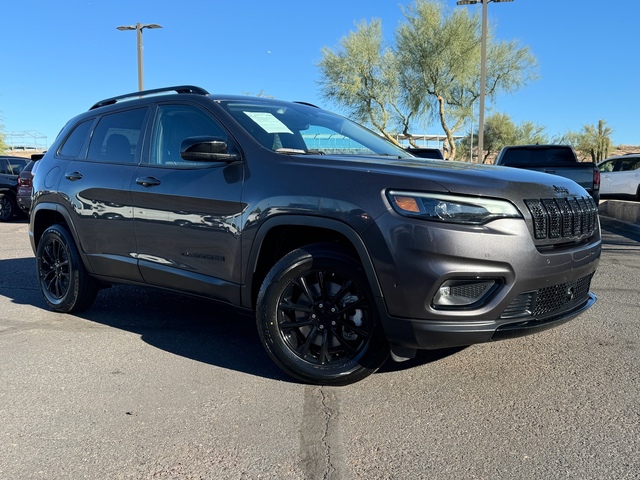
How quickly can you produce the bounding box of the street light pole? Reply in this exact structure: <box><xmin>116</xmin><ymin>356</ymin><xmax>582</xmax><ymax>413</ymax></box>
<box><xmin>457</xmin><ymin>0</ymin><xmax>513</xmax><ymax>163</ymax></box>
<box><xmin>116</xmin><ymin>23</ymin><xmax>163</xmax><ymax>91</ymax></box>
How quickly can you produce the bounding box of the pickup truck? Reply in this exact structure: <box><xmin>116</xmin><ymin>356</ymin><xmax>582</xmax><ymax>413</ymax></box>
<box><xmin>494</xmin><ymin>144</ymin><xmax>600</xmax><ymax>202</ymax></box>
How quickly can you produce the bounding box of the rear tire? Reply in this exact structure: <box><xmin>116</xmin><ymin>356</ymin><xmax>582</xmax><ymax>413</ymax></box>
<box><xmin>256</xmin><ymin>244</ymin><xmax>389</xmax><ymax>385</ymax></box>
<box><xmin>36</xmin><ymin>225</ymin><xmax>98</xmax><ymax>313</ymax></box>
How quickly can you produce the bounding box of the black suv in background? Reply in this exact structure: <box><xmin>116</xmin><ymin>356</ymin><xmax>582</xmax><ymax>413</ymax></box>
<box><xmin>405</xmin><ymin>147</ymin><xmax>444</xmax><ymax>160</ymax></box>
<box><xmin>29</xmin><ymin>86</ymin><xmax>601</xmax><ymax>385</ymax></box>
<box><xmin>0</xmin><ymin>155</ymin><xmax>28</xmax><ymax>221</ymax></box>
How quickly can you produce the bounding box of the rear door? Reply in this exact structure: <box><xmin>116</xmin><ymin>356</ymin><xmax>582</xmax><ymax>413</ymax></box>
<box><xmin>0</xmin><ymin>158</ymin><xmax>9</xmax><ymax>191</ymax></box>
<box><xmin>0</xmin><ymin>157</ymin><xmax>26</xmax><ymax>191</ymax></box>
<box><xmin>610</xmin><ymin>157</ymin><xmax>640</xmax><ymax>195</ymax></box>
<box><xmin>130</xmin><ymin>102</ymin><xmax>245</xmax><ymax>304</ymax></box>
<box><xmin>607</xmin><ymin>158</ymin><xmax>635</xmax><ymax>195</ymax></box>
<box><xmin>61</xmin><ymin>107</ymin><xmax>148</xmax><ymax>281</ymax></box>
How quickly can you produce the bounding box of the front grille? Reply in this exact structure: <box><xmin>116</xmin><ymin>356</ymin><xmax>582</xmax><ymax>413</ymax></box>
<box><xmin>500</xmin><ymin>273</ymin><xmax>594</xmax><ymax>320</ymax></box>
<box><xmin>525</xmin><ymin>196</ymin><xmax>598</xmax><ymax>240</ymax></box>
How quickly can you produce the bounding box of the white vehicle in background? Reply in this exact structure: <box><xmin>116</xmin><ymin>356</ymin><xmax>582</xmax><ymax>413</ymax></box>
<box><xmin>598</xmin><ymin>154</ymin><xmax>640</xmax><ymax>201</ymax></box>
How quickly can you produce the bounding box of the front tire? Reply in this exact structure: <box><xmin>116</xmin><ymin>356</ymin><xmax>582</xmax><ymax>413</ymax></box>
<box><xmin>36</xmin><ymin>224</ymin><xmax>98</xmax><ymax>313</ymax></box>
<box><xmin>0</xmin><ymin>194</ymin><xmax>15</xmax><ymax>222</ymax></box>
<box><xmin>256</xmin><ymin>244</ymin><xmax>389</xmax><ymax>385</ymax></box>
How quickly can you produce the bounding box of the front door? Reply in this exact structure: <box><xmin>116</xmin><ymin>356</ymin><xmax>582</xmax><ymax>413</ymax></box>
<box><xmin>130</xmin><ymin>103</ymin><xmax>245</xmax><ymax>304</ymax></box>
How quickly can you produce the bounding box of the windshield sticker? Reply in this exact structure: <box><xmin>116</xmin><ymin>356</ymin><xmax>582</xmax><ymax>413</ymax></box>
<box><xmin>244</xmin><ymin>111</ymin><xmax>293</xmax><ymax>134</ymax></box>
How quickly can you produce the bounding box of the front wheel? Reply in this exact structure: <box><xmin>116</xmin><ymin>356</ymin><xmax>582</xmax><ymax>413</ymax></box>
<box><xmin>0</xmin><ymin>194</ymin><xmax>15</xmax><ymax>222</ymax></box>
<box><xmin>36</xmin><ymin>224</ymin><xmax>98</xmax><ymax>313</ymax></box>
<box><xmin>256</xmin><ymin>244</ymin><xmax>389</xmax><ymax>385</ymax></box>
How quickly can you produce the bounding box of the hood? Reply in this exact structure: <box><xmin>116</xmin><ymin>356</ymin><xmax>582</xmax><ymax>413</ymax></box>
<box><xmin>297</xmin><ymin>154</ymin><xmax>590</xmax><ymax>200</ymax></box>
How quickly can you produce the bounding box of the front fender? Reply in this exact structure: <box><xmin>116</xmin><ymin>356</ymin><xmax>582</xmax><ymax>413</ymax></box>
<box><xmin>241</xmin><ymin>214</ymin><xmax>383</xmax><ymax>309</ymax></box>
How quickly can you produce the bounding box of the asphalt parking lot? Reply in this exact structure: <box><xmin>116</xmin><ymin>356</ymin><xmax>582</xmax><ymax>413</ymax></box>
<box><xmin>1</xmin><ymin>217</ymin><xmax>639</xmax><ymax>479</ymax></box>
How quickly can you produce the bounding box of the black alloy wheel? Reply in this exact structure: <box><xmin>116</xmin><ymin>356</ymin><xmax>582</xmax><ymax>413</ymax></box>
<box><xmin>256</xmin><ymin>244</ymin><xmax>388</xmax><ymax>385</ymax></box>
<box><xmin>0</xmin><ymin>194</ymin><xmax>15</xmax><ymax>222</ymax></box>
<box><xmin>37</xmin><ymin>224</ymin><xmax>98</xmax><ymax>313</ymax></box>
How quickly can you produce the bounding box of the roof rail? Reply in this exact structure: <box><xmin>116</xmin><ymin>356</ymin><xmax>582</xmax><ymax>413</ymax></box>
<box><xmin>293</xmin><ymin>101</ymin><xmax>319</xmax><ymax>108</ymax></box>
<box><xmin>90</xmin><ymin>85</ymin><xmax>209</xmax><ymax>110</ymax></box>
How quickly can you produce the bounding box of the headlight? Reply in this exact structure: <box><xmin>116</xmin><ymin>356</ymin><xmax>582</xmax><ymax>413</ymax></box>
<box><xmin>387</xmin><ymin>190</ymin><xmax>522</xmax><ymax>225</ymax></box>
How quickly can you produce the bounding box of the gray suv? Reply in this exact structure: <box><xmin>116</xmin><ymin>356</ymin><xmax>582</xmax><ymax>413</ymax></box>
<box><xmin>29</xmin><ymin>86</ymin><xmax>601</xmax><ymax>385</ymax></box>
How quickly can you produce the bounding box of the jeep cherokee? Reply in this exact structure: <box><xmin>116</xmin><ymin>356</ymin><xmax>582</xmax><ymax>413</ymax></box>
<box><xmin>29</xmin><ymin>86</ymin><xmax>601</xmax><ymax>385</ymax></box>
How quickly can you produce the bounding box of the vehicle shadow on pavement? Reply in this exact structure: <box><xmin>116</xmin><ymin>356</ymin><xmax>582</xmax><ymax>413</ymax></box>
<box><xmin>1</xmin><ymin>256</ymin><xmax>466</xmax><ymax>383</ymax></box>
<box><xmin>80</xmin><ymin>284</ymin><xmax>463</xmax><ymax>382</ymax></box>
<box><xmin>377</xmin><ymin>347</ymin><xmax>467</xmax><ymax>374</ymax></box>
<box><xmin>79</xmin><ymin>284</ymin><xmax>295</xmax><ymax>382</ymax></box>
<box><xmin>0</xmin><ymin>257</ymin><xmax>46</xmax><ymax>307</ymax></box>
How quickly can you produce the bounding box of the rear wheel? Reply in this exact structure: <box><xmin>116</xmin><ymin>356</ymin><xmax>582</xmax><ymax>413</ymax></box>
<box><xmin>36</xmin><ymin>224</ymin><xmax>98</xmax><ymax>313</ymax></box>
<box><xmin>256</xmin><ymin>244</ymin><xmax>389</xmax><ymax>385</ymax></box>
<box><xmin>0</xmin><ymin>194</ymin><xmax>15</xmax><ymax>222</ymax></box>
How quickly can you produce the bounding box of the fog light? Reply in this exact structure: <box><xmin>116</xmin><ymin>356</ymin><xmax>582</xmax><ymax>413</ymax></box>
<box><xmin>432</xmin><ymin>279</ymin><xmax>498</xmax><ymax>309</ymax></box>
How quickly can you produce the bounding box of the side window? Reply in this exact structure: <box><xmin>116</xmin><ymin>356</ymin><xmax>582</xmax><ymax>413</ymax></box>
<box><xmin>9</xmin><ymin>159</ymin><xmax>26</xmax><ymax>174</ymax></box>
<box><xmin>150</xmin><ymin>104</ymin><xmax>230</xmax><ymax>166</ymax></box>
<box><xmin>58</xmin><ymin>119</ymin><xmax>94</xmax><ymax>158</ymax></box>
<box><xmin>599</xmin><ymin>160</ymin><xmax>615</xmax><ymax>173</ymax></box>
<box><xmin>0</xmin><ymin>159</ymin><xmax>7</xmax><ymax>175</ymax></box>
<box><xmin>620</xmin><ymin>160</ymin><xmax>634</xmax><ymax>172</ymax></box>
<box><xmin>87</xmin><ymin>108</ymin><xmax>147</xmax><ymax>163</ymax></box>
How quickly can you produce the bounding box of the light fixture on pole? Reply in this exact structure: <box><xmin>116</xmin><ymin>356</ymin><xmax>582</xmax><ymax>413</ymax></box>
<box><xmin>116</xmin><ymin>23</ymin><xmax>163</xmax><ymax>91</ymax></box>
<box><xmin>457</xmin><ymin>0</ymin><xmax>513</xmax><ymax>163</ymax></box>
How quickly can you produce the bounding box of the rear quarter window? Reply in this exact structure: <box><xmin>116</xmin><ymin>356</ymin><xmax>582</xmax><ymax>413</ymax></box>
<box><xmin>59</xmin><ymin>119</ymin><xmax>94</xmax><ymax>158</ymax></box>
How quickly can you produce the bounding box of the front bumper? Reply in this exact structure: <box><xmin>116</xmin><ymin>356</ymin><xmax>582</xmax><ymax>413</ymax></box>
<box><xmin>377</xmin><ymin>291</ymin><xmax>596</xmax><ymax>351</ymax></box>
<box><xmin>365</xmin><ymin>213</ymin><xmax>601</xmax><ymax>350</ymax></box>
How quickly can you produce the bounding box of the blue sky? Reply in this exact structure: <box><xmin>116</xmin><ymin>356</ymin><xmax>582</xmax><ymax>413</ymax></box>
<box><xmin>1</xmin><ymin>0</ymin><xmax>638</xmax><ymax>149</ymax></box>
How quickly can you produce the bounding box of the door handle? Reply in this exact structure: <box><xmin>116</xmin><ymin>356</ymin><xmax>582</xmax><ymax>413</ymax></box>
<box><xmin>64</xmin><ymin>171</ymin><xmax>83</xmax><ymax>181</ymax></box>
<box><xmin>135</xmin><ymin>176</ymin><xmax>161</xmax><ymax>187</ymax></box>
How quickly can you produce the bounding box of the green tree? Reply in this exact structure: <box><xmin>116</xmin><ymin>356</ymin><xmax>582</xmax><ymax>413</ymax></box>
<box><xmin>318</xmin><ymin>20</ymin><xmax>409</xmax><ymax>146</ymax></box>
<box><xmin>563</xmin><ymin>120</ymin><xmax>613</xmax><ymax>163</ymax></box>
<box><xmin>0</xmin><ymin>118</ymin><xmax>8</xmax><ymax>153</ymax></box>
<box><xmin>396</xmin><ymin>0</ymin><xmax>537</xmax><ymax>160</ymax></box>
<box><xmin>457</xmin><ymin>112</ymin><xmax>547</xmax><ymax>163</ymax></box>
<box><xmin>318</xmin><ymin>0</ymin><xmax>538</xmax><ymax>160</ymax></box>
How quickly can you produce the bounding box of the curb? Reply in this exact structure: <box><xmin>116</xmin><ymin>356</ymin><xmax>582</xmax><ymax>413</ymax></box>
<box><xmin>598</xmin><ymin>199</ymin><xmax>640</xmax><ymax>237</ymax></box>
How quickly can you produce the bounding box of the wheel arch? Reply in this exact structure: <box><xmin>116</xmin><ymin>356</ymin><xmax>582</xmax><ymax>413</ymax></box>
<box><xmin>30</xmin><ymin>203</ymin><xmax>91</xmax><ymax>271</ymax></box>
<box><xmin>242</xmin><ymin>215</ymin><xmax>382</xmax><ymax>310</ymax></box>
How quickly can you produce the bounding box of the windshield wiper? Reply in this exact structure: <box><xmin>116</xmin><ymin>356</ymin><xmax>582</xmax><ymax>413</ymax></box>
<box><xmin>275</xmin><ymin>148</ymin><xmax>325</xmax><ymax>155</ymax></box>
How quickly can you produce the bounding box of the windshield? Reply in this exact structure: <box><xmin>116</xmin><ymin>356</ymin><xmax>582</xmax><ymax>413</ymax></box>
<box><xmin>219</xmin><ymin>99</ymin><xmax>412</xmax><ymax>158</ymax></box>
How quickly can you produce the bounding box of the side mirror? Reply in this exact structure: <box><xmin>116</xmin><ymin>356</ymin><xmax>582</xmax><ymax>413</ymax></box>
<box><xmin>180</xmin><ymin>136</ymin><xmax>240</xmax><ymax>163</ymax></box>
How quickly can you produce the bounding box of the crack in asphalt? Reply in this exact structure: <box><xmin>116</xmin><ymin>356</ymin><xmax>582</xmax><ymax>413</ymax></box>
<box><xmin>301</xmin><ymin>386</ymin><xmax>346</xmax><ymax>480</ymax></box>
<box><xmin>319</xmin><ymin>388</ymin><xmax>335</xmax><ymax>480</ymax></box>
